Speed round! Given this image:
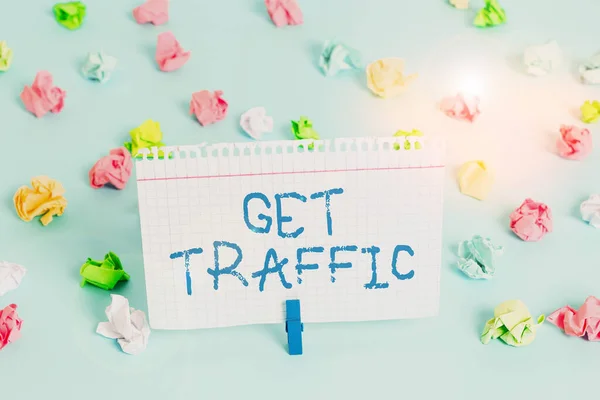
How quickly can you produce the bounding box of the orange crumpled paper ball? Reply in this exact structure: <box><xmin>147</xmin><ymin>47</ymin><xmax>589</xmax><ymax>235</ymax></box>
<box><xmin>13</xmin><ymin>176</ymin><xmax>67</xmax><ymax>226</ymax></box>
<box><xmin>366</xmin><ymin>58</ymin><xmax>417</xmax><ymax>98</ymax></box>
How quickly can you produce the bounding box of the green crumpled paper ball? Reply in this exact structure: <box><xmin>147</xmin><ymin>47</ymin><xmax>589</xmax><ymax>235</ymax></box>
<box><xmin>53</xmin><ymin>2</ymin><xmax>86</xmax><ymax>30</ymax></box>
<box><xmin>125</xmin><ymin>119</ymin><xmax>171</xmax><ymax>159</ymax></box>
<box><xmin>473</xmin><ymin>0</ymin><xmax>506</xmax><ymax>28</ymax></box>
<box><xmin>481</xmin><ymin>300</ymin><xmax>544</xmax><ymax>347</ymax></box>
<box><xmin>291</xmin><ymin>116</ymin><xmax>320</xmax><ymax>150</ymax></box>
<box><xmin>80</xmin><ymin>251</ymin><xmax>130</xmax><ymax>290</ymax></box>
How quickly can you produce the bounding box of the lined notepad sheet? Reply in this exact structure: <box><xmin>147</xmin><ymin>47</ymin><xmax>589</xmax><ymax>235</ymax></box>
<box><xmin>135</xmin><ymin>137</ymin><xmax>445</xmax><ymax>330</ymax></box>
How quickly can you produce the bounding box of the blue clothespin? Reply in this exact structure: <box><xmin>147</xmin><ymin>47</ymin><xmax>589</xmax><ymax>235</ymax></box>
<box><xmin>285</xmin><ymin>299</ymin><xmax>303</xmax><ymax>355</ymax></box>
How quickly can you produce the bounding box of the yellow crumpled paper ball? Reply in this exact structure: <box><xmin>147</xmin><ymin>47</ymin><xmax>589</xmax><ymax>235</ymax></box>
<box><xmin>14</xmin><ymin>176</ymin><xmax>67</xmax><ymax>226</ymax></box>
<box><xmin>366</xmin><ymin>58</ymin><xmax>417</xmax><ymax>98</ymax></box>
<box><xmin>580</xmin><ymin>100</ymin><xmax>600</xmax><ymax>124</ymax></box>
<box><xmin>125</xmin><ymin>119</ymin><xmax>166</xmax><ymax>158</ymax></box>
<box><xmin>481</xmin><ymin>299</ymin><xmax>545</xmax><ymax>347</ymax></box>
<box><xmin>457</xmin><ymin>160</ymin><xmax>494</xmax><ymax>200</ymax></box>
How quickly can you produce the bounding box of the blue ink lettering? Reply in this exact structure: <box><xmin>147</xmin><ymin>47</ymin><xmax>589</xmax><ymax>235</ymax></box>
<box><xmin>170</xmin><ymin>247</ymin><xmax>203</xmax><ymax>295</ymax></box>
<box><xmin>252</xmin><ymin>248</ymin><xmax>292</xmax><ymax>291</ymax></box>
<box><xmin>296</xmin><ymin>246</ymin><xmax>324</xmax><ymax>284</ymax></box>
<box><xmin>391</xmin><ymin>245</ymin><xmax>415</xmax><ymax>280</ymax></box>
<box><xmin>207</xmin><ymin>241</ymin><xmax>248</xmax><ymax>290</ymax></box>
<box><xmin>243</xmin><ymin>192</ymin><xmax>272</xmax><ymax>234</ymax></box>
<box><xmin>361</xmin><ymin>246</ymin><xmax>389</xmax><ymax>289</ymax></box>
<box><xmin>275</xmin><ymin>192</ymin><xmax>307</xmax><ymax>238</ymax></box>
<box><xmin>310</xmin><ymin>188</ymin><xmax>344</xmax><ymax>236</ymax></box>
<box><xmin>329</xmin><ymin>245</ymin><xmax>358</xmax><ymax>280</ymax></box>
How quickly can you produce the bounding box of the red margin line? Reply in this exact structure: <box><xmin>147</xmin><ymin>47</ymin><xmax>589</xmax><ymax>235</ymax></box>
<box><xmin>137</xmin><ymin>165</ymin><xmax>445</xmax><ymax>182</ymax></box>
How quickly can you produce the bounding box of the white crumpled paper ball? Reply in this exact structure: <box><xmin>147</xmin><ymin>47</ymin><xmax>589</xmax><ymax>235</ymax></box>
<box><xmin>523</xmin><ymin>40</ymin><xmax>561</xmax><ymax>77</ymax></box>
<box><xmin>240</xmin><ymin>107</ymin><xmax>274</xmax><ymax>140</ymax></box>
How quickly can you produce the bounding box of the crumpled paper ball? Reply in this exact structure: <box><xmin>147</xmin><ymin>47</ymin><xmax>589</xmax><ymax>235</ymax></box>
<box><xmin>366</xmin><ymin>58</ymin><xmax>417</xmax><ymax>98</ymax></box>
<box><xmin>81</xmin><ymin>52</ymin><xmax>117</xmax><ymax>83</ymax></box>
<box><xmin>547</xmin><ymin>296</ymin><xmax>600</xmax><ymax>341</ymax></box>
<box><xmin>457</xmin><ymin>235</ymin><xmax>504</xmax><ymax>279</ymax></box>
<box><xmin>0</xmin><ymin>40</ymin><xmax>14</xmax><ymax>72</ymax></box>
<box><xmin>53</xmin><ymin>1</ymin><xmax>86</xmax><ymax>30</ymax></box>
<box><xmin>319</xmin><ymin>40</ymin><xmax>362</xmax><ymax>77</ymax></box>
<box><xmin>556</xmin><ymin>124</ymin><xmax>592</xmax><ymax>160</ymax></box>
<box><xmin>13</xmin><ymin>176</ymin><xmax>67</xmax><ymax>226</ymax></box>
<box><xmin>581</xmin><ymin>100</ymin><xmax>600</xmax><ymax>124</ymax></box>
<box><xmin>523</xmin><ymin>40</ymin><xmax>561</xmax><ymax>76</ymax></box>
<box><xmin>133</xmin><ymin>0</ymin><xmax>168</xmax><ymax>25</ymax></box>
<box><xmin>457</xmin><ymin>160</ymin><xmax>493</xmax><ymax>200</ymax></box>
<box><xmin>80</xmin><ymin>252</ymin><xmax>130</xmax><ymax>290</ymax></box>
<box><xmin>440</xmin><ymin>92</ymin><xmax>481</xmax><ymax>122</ymax></box>
<box><xmin>265</xmin><ymin>0</ymin><xmax>303</xmax><ymax>27</ymax></box>
<box><xmin>0</xmin><ymin>262</ymin><xmax>27</xmax><ymax>296</ymax></box>
<box><xmin>89</xmin><ymin>147</ymin><xmax>133</xmax><ymax>190</ymax></box>
<box><xmin>580</xmin><ymin>194</ymin><xmax>600</xmax><ymax>228</ymax></box>
<box><xmin>291</xmin><ymin>116</ymin><xmax>320</xmax><ymax>150</ymax></box>
<box><xmin>189</xmin><ymin>90</ymin><xmax>228</xmax><ymax>126</ymax></box>
<box><xmin>240</xmin><ymin>107</ymin><xmax>273</xmax><ymax>140</ymax></box>
<box><xmin>20</xmin><ymin>71</ymin><xmax>66</xmax><ymax>118</ymax></box>
<box><xmin>124</xmin><ymin>119</ymin><xmax>167</xmax><ymax>159</ymax></box>
<box><xmin>509</xmin><ymin>198</ymin><xmax>552</xmax><ymax>241</ymax></box>
<box><xmin>0</xmin><ymin>304</ymin><xmax>22</xmax><ymax>351</ymax></box>
<box><xmin>291</xmin><ymin>116</ymin><xmax>319</xmax><ymax>139</ymax></box>
<box><xmin>481</xmin><ymin>300</ymin><xmax>545</xmax><ymax>347</ymax></box>
<box><xmin>96</xmin><ymin>294</ymin><xmax>150</xmax><ymax>355</ymax></box>
<box><xmin>473</xmin><ymin>0</ymin><xmax>506</xmax><ymax>28</ymax></box>
<box><xmin>155</xmin><ymin>31</ymin><xmax>191</xmax><ymax>72</ymax></box>
<box><xmin>579</xmin><ymin>54</ymin><xmax>600</xmax><ymax>85</ymax></box>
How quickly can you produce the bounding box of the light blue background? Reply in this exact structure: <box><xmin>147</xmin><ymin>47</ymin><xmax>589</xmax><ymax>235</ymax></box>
<box><xmin>1</xmin><ymin>0</ymin><xmax>600</xmax><ymax>398</ymax></box>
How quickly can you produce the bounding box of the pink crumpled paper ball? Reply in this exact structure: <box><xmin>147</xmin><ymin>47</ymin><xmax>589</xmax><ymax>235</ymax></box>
<box><xmin>265</xmin><ymin>0</ymin><xmax>303</xmax><ymax>27</ymax></box>
<box><xmin>89</xmin><ymin>147</ymin><xmax>133</xmax><ymax>190</ymax></box>
<box><xmin>189</xmin><ymin>90</ymin><xmax>228</xmax><ymax>126</ymax></box>
<box><xmin>0</xmin><ymin>304</ymin><xmax>22</xmax><ymax>351</ymax></box>
<box><xmin>509</xmin><ymin>198</ymin><xmax>553</xmax><ymax>241</ymax></box>
<box><xmin>155</xmin><ymin>31</ymin><xmax>190</xmax><ymax>72</ymax></box>
<box><xmin>133</xmin><ymin>0</ymin><xmax>168</xmax><ymax>25</ymax></box>
<box><xmin>547</xmin><ymin>296</ymin><xmax>600</xmax><ymax>341</ymax></box>
<box><xmin>20</xmin><ymin>71</ymin><xmax>66</xmax><ymax>118</ymax></box>
<box><xmin>556</xmin><ymin>124</ymin><xmax>592</xmax><ymax>160</ymax></box>
<box><xmin>439</xmin><ymin>92</ymin><xmax>480</xmax><ymax>122</ymax></box>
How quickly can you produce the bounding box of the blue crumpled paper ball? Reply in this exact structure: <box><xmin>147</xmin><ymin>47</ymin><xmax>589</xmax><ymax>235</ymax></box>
<box><xmin>81</xmin><ymin>51</ymin><xmax>117</xmax><ymax>83</ymax></box>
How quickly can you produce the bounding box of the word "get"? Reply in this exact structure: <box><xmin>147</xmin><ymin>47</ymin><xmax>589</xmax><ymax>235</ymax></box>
<box><xmin>243</xmin><ymin>188</ymin><xmax>344</xmax><ymax>237</ymax></box>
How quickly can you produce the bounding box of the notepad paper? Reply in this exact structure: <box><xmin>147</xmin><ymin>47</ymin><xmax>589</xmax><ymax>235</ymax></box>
<box><xmin>135</xmin><ymin>137</ymin><xmax>445</xmax><ymax>330</ymax></box>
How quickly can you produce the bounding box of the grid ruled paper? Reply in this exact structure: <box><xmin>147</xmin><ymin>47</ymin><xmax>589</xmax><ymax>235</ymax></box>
<box><xmin>135</xmin><ymin>137</ymin><xmax>445</xmax><ymax>330</ymax></box>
